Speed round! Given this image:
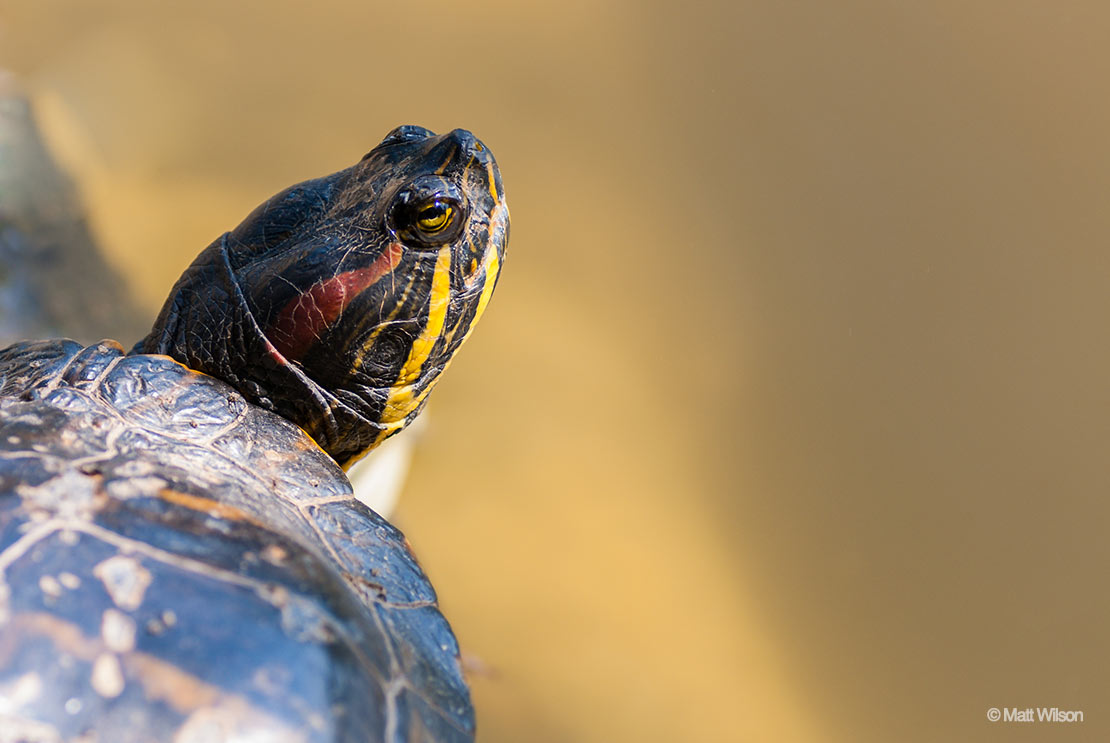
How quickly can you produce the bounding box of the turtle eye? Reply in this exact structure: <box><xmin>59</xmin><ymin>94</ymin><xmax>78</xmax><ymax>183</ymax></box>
<box><xmin>392</xmin><ymin>195</ymin><xmax>465</xmax><ymax>246</ymax></box>
<box><xmin>388</xmin><ymin>177</ymin><xmax>467</xmax><ymax>247</ymax></box>
<box><xmin>415</xmin><ymin>200</ymin><xmax>455</xmax><ymax>234</ymax></box>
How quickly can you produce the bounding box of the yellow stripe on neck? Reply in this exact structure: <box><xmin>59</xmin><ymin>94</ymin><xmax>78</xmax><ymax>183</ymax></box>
<box><xmin>378</xmin><ymin>244</ymin><xmax>453</xmax><ymax>430</ymax></box>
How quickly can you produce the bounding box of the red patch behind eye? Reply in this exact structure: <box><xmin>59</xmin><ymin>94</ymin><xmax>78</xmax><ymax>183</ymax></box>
<box><xmin>269</xmin><ymin>242</ymin><xmax>404</xmax><ymax>360</ymax></box>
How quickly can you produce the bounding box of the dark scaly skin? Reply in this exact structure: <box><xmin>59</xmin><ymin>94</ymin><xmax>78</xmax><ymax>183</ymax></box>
<box><xmin>0</xmin><ymin>126</ymin><xmax>509</xmax><ymax>741</ymax></box>
<box><xmin>138</xmin><ymin>126</ymin><xmax>509</xmax><ymax>465</ymax></box>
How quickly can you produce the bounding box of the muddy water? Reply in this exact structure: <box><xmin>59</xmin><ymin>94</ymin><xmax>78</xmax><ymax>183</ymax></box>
<box><xmin>4</xmin><ymin>2</ymin><xmax>1110</xmax><ymax>741</ymax></box>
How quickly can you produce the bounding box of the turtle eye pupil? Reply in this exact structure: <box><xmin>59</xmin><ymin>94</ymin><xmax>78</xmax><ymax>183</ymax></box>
<box><xmin>416</xmin><ymin>201</ymin><xmax>453</xmax><ymax>233</ymax></box>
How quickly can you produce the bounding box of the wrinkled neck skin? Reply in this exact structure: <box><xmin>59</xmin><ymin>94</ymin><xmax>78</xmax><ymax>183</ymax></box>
<box><xmin>136</xmin><ymin>226</ymin><xmax>388</xmax><ymax>465</ymax></box>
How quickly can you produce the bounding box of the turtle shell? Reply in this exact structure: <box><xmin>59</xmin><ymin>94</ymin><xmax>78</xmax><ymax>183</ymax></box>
<box><xmin>0</xmin><ymin>339</ymin><xmax>473</xmax><ymax>742</ymax></box>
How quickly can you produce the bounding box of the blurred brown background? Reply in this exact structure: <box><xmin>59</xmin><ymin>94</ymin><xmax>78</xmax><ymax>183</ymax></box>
<box><xmin>3</xmin><ymin>1</ymin><xmax>1108</xmax><ymax>741</ymax></box>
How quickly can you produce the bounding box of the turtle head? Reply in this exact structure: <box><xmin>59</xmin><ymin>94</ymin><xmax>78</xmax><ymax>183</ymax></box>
<box><xmin>138</xmin><ymin>126</ymin><xmax>509</xmax><ymax>465</ymax></box>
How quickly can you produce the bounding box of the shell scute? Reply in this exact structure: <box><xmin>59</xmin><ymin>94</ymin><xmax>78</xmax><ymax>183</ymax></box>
<box><xmin>308</xmin><ymin>500</ymin><xmax>437</xmax><ymax>607</ymax></box>
<box><xmin>377</xmin><ymin>603</ymin><xmax>471</xmax><ymax>731</ymax></box>
<box><xmin>0</xmin><ymin>339</ymin><xmax>83</xmax><ymax>396</ymax></box>
<box><xmin>99</xmin><ymin>355</ymin><xmax>247</xmax><ymax>440</ymax></box>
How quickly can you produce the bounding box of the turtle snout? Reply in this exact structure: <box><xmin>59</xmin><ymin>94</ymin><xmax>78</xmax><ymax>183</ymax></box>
<box><xmin>441</xmin><ymin>129</ymin><xmax>503</xmax><ymax>201</ymax></box>
<box><xmin>446</xmin><ymin>129</ymin><xmax>496</xmax><ymax>165</ymax></box>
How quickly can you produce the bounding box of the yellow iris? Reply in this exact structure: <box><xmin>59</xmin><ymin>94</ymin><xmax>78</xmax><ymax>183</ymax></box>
<box><xmin>416</xmin><ymin>201</ymin><xmax>454</xmax><ymax>233</ymax></box>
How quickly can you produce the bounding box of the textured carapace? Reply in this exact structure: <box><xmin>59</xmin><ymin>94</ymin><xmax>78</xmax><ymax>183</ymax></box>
<box><xmin>138</xmin><ymin>126</ymin><xmax>509</xmax><ymax>465</ymax></box>
<box><xmin>0</xmin><ymin>339</ymin><xmax>476</xmax><ymax>742</ymax></box>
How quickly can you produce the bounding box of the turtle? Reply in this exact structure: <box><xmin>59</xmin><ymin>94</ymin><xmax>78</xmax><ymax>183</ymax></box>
<box><xmin>0</xmin><ymin>124</ymin><xmax>509</xmax><ymax>742</ymax></box>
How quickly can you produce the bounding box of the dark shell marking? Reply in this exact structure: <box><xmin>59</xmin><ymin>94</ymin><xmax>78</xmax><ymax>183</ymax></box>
<box><xmin>0</xmin><ymin>341</ymin><xmax>472</xmax><ymax>742</ymax></box>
